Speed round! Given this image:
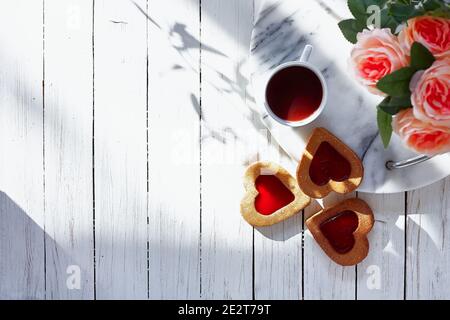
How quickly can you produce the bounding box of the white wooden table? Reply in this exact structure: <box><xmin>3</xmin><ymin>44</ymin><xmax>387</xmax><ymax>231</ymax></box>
<box><xmin>0</xmin><ymin>0</ymin><xmax>449</xmax><ymax>300</ymax></box>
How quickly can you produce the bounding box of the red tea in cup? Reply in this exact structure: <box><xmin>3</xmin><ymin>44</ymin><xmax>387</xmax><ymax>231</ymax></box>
<box><xmin>265</xmin><ymin>66</ymin><xmax>324</xmax><ymax>122</ymax></box>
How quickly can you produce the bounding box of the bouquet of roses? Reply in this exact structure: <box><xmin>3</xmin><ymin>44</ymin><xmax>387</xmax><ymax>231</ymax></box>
<box><xmin>339</xmin><ymin>0</ymin><xmax>450</xmax><ymax>155</ymax></box>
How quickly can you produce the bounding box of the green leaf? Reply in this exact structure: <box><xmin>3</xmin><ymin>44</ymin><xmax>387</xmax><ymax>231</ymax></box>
<box><xmin>378</xmin><ymin>95</ymin><xmax>412</xmax><ymax>115</ymax></box>
<box><xmin>428</xmin><ymin>3</ymin><xmax>450</xmax><ymax>19</ymax></box>
<box><xmin>389</xmin><ymin>3</ymin><xmax>425</xmax><ymax>23</ymax></box>
<box><xmin>377</xmin><ymin>108</ymin><xmax>393</xmax><ymax>149</ymax></box>
<box><xmin>338</xmin><ymin>19</ymin><xmax>366</xmax><ymax>43</ymax></box>
<box><xmin>376</xmin><ymin>67</ymin><xmax>416</xmax><ymax>97</ymax></box>
<box><xmin>410</xmin><ymin>42</ymin><xmax>435</xmax><ymax>70</ymax></box>
<box><xmin>348</xmin><ymin>0</ymin><xmax>370</xmax><ymax>21</ymax></box>
<box><xmin>380</xmin><ymin>7</ymin><xmax>399</xmax><ymax>33</ymax></box>
<box><xmin>348</xmin><ymin>0</ymin><xmax>389</xmax><ymax>23</ymax></box>
<box><xmin>423</xmin><ymin>0</ymin><xmax>444</xmax><ymax>12</ymax></box>
<box><xmin>369</xmin><ymin>0</ymin><xmax>389</xmax><ymax>7</ymax></box>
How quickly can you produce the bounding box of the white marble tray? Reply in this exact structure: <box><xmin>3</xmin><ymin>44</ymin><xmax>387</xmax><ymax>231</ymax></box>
<box><xmin>249</xmin><ymin>0</ymin><xmax>450</xmax><ymax>193</ymax></box>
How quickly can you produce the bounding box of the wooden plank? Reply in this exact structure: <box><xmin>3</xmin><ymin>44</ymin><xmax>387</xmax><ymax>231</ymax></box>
<box><xmin>357</xmin><ymin>193</ymin><xmax>405</xmax><ymax>299</ymax></box>
<box><xmin>303</xmin><ymin>193</ymin><xmax>356</xmax><ymax>299</ymax></box>
<box><xmin>94</xmin><ymin>0</ymin><xmax>148</xmax><ymax>299</ymax></box>
<box><xmin>406</xmin><ymin>178</ymin><xmax>450</xmax><ymax>299</ymax></box>
<box><xmin>147</xmin><ymin>0</ymin><xmax>201</xmax><ymax>299</ymax></box>
<box><xmin>44</xmin><ymin>0</ymin><xmax>94</xmax><ymax>299</ymax></box>
<box><xmin>200</xmin><ymin>0</ymin><xmax>255</xmax><ymax>299</ymax></box>
<box><xmin>252</xmin><ymin>0</ymin><xmax>302</xmax><ymax>301</ymax></box>
<box><xmin>0</xmin><ymin>0</ymin><xmax>45</xmax><ymax>299</ymax></box>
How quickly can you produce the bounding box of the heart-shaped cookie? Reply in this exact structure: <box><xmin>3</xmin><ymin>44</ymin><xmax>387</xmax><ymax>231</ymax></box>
<box><xmin>241</xmin><ymin>161</ymin><xmax>311</xmax><ymax>227</ymax></box>
<box><xmin>297</xmin><ymin>128</ymin><xmax>363</xmax><ymax>199</ymax></box>
<box><xmin>306</xmin><ymin>198</ymin><xmax>374</xmax><ymax>266</ymax></box>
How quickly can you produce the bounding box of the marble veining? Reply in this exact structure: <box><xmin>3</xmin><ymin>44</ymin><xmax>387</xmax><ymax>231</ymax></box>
<box><xmin>249</xmin><ymin>0</ymin><xmax>450</xmax><ymax>193</ymax></box>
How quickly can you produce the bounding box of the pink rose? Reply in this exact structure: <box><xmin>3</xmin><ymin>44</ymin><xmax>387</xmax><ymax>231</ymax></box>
<box><xmin>393</xmin><ymin>109</ymin><xmax>450</xmax><ymax>155</ymax></box>
<box><xmin>350</xmin><ymin>28</ymin><xmax>410</xmax><ymax>96</ymax></box>
<box><xmin>411</xmin><ymin>57</ymin><xmax>450</xmax><ymax>127</ymax></box>
<box><xmin>439</xmin><ymin>51</ymin><xmax>450</xmax><ymax>60</ymax></box>
<box><xmin>399</xmin><ymin>16</ymin><xmax>450</xmax><ymax>58</ymax></box>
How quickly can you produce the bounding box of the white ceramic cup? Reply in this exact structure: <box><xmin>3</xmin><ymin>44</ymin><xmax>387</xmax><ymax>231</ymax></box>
<box><xmin>262</xmin><ymin>45</ymin><xmax>328</xmax><ymax>127</ymax></box>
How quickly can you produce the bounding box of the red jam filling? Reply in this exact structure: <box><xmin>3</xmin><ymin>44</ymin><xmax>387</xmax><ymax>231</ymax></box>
<box><xmin>309</xmin><ymin>142</ymin><xmax>351</xmax><ymax>186</ymax></box>
<box><xmin>255</xmin><ymin>175</ymin><xmax>295</xmax><ymax>215</ymax></box>
<box><xmin>319</xmin><ymin>210</ymin><xmax>358</xmax><ymax>254</ymax></box>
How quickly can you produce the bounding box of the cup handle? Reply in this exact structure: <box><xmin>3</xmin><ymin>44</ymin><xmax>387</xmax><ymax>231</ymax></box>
<box><xmin>300</xmin><ymin>44</ymin><xmax>313</xmax><ymax>63</ymax></box>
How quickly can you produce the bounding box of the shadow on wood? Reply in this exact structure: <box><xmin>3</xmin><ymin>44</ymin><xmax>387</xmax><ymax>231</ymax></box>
<box><xmin>0</xmin><ymin>191</ymin><xmax>93</xmax><ymax>299</ymax></box>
